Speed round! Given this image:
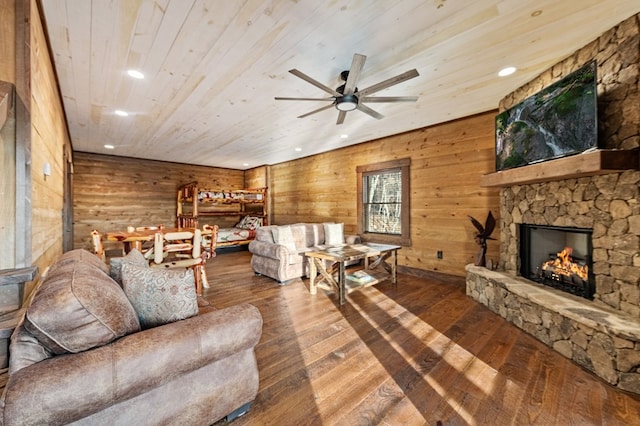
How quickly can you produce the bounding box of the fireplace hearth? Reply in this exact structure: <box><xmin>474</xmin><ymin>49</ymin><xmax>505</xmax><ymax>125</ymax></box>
<box><xmin>520</xmin><ymin>224</ymin><xmax>594</xmax><ymax>299</ymax></box>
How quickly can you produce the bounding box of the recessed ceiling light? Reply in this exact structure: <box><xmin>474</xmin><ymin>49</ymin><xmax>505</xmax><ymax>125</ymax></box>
<box><xmin>127</xmin><ymin>69</ymin><xmax>144</xmax><ymax>79</ymax></box>
<box><xmin>115</xmin><ymin>110</ymin><xmax>129</xmax><ymax>116</ymax></box>
<box><xmin>104</xmin><ymin>144</ymin><xmax>115</xmax><ymax>149</ymax></box>
<box><xmin>243</xmin><ymin>163</ymin><xmax>249</xmax><ymax>167</ymax></box>
<box><xmin>295</xmin><ymin>147</ymin><xmax>302</xmax><ymax>152</ymax></box>
<box><xmin>340</xmin><ymin>134</ymin><xmax>349</xmax><ymax>139</ymax></box>
<box><xmin>498</xmin><ymin>67</ymin><xmax>517</xmax><ymax>77</ymax></box>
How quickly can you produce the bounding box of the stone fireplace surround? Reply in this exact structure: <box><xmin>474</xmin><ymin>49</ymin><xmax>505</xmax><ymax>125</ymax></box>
<box><xmin>467</xmin><ymin>14</ymin><xmax>640</xmax><ymax>394</ymax></box>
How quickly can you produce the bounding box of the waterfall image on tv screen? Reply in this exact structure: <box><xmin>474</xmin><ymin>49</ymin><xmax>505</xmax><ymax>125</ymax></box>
<box><xmin>495</xmin><ymin>61</ymin><xmax>597</xmax><ymax>171</ymax></box>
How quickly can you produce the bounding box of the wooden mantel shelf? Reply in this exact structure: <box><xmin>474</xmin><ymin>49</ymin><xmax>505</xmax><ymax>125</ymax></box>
<box><xmin>480</xmin><ymin>149</ymin><xmax>639</xmax><ymax>187</ymax></box>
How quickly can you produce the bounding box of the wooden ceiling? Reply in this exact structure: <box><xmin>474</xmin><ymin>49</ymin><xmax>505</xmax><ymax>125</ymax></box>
<box><xmin>40</xmin><ymin>1</ymin><xmax>640</xmax><ymax>169</ymax></box>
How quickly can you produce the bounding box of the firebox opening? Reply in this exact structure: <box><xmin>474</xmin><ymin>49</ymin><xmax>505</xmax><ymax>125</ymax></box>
<box><xmin>519</xmin><ymin>224</ymin><xmax>594</xmax><ymax>300</ymax></box>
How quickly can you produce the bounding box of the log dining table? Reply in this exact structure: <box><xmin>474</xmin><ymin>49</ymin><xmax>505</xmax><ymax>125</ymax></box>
<box><xmin>105</xmin><ymin>226</ymin><xmax>213</xmax><ymax>253</ymax></box>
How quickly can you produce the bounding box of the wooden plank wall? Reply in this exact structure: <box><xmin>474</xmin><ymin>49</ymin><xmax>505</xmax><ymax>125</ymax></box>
<box><xmin>30</xmin><ymin>0</ymin><xmax>69</xmax><ymax>274</ymax></box>
<box><xmin>0</xmin><ymin>0</ymin><xmax>15</xmax><ymax>83</ymax></box>
<box><xmin>0</xmin><ymin>0</ymin><xmax>73</xmax><ymax>297</ymax></box>
<box><xmin>72</xmin><ymin>152</ymin><xmax>245</xmax><ymax>251</ymax></box>
<box><xmin>244</xmin><ymin>165</ymin><xmax>271</xmax><ymax>224</ymax></box>
<box><xmin>269</xmin><ymin>111</ymin><xmax>500</xmax><ymax>277</ymax></box>
<box><xmin>0</xmin><ymin>83</ymin><xmax>16</xmax><ymax>269</ymax></box>
<box><xmin>244</xmin><ymin>165</ymin><xmax>268</xmax><ymax>189</ymax></box>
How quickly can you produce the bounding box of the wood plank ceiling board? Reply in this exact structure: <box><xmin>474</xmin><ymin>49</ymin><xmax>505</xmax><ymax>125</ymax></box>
<box><xmin>39</xmin><ymin>0</ymin><xmax>640</xmax><ymax>168</ymax></box>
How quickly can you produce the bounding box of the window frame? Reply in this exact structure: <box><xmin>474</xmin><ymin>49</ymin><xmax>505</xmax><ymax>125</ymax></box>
<box><xmin>1</xmin><ymin>81</ymin><xmax>32</xmax><ymax>269</ymax></box>
<box><xmin>356</xmin><ymin>158</ymin><xmax>410</xmax><ymax>246</ymax></box>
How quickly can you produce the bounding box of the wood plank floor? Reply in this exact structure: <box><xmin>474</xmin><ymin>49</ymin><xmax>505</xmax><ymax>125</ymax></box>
<box><xmin>204</xmin><ymin>250</ymin><xmax>640</xmax><ymax>426</ymax></box>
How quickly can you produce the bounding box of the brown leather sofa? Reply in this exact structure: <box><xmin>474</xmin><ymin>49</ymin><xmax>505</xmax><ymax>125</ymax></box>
<box><xmin>0</xmin><ymin>249</ymin><xmax>262</xmax><ymax>425</ymax></box>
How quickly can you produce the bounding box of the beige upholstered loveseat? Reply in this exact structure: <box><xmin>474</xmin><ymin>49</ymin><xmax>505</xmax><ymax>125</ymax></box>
<box><xmin>0</xmin><ymin>249</ymin><xmax>262</xmax><ymax>425</ymax></box>
<box><xmin>248</xmin><ymin>222</ymin><xmax>360</xmax><ymax>284</ymax></box>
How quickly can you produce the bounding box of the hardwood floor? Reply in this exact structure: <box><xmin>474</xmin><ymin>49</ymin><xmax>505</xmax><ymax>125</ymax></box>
<box><xmin>204</xmin><ymin>251</ymin><xmax>640</xmax><ymax>426</ymax></box>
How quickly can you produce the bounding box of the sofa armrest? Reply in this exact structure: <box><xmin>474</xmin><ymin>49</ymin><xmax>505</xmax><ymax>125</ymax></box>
<box><xmin>1</xmin><ymin>304</ymin><xmax>262</xmax><ymax>426</ymax></box>
<box><xmin>248</xmin><ymin>239</ymin><xmax>292</xmax><ymax>260</ymax></box>
<box><xmin>345</xmin><ymin>234</ymin><xmax>361</xmax><ymax>244</ymax></box>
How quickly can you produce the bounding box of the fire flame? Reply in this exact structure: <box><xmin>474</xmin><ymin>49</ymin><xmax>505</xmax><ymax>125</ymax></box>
<box><xmin>541</xmin><ymin>246</ymin><xmax>589</xmax><ymax>280</ymax></box>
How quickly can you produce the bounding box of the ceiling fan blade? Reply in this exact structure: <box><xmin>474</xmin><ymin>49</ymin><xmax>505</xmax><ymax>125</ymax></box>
<box><xmin>356</xmin><ymin>103</ymin><xmax>384</xmax><ymax>120</ymax></box>
<box><xmin>289</xmin><ymin>69</ymin><xmax>341</xmax><ymax>96</ymax></box>
<box><xmin>298</xmin><ymin>103</ymin><xmax>335</xmax><ymax>118</ymax></box>
<box><xmin>357</xmin><ymin>69</ymin><xmax>419</xmax><ymax>97</ymax></box>
<box><xmin>336</xmin><ymin>110</ymin><xmax>347</xmax><ymax>125</ymax></box>
<box><xmin>360</xmin><ymin>96</ymin><xmax>419</xmax><ymax>103</ymax></box>
<box><xmin>343</xmin><ymin>53</ymin><xmax>366</xmax><ymax>95</ymax></box>
<box><xmin>275</xmin><ymin>96</ymin><xmax>335</xmax><ymax>101</ymax></box>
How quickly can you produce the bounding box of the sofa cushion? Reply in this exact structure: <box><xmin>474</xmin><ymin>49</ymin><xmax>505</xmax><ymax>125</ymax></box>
<box><xmin>272</xmin><ymin>226</ymin><xmax>298</xmax><ymax>253</ymax></box>
<box><xmin>24</xmin><ymin>260</ymin><xmax>141</xmax><ymax>355</ymax></box>
<box><xmin>9</xmin><ymin>318</ymin><xmax>53</xmax><ymax>375</ymax></box>
<box><xmin>48</xmin><ymin>248</ymin><xmax>110</xmax><ymax>275</ymax></box>
<box><xmin>290</xmin><ymin>224</ymin><xmax>308</xmax><ymax>251</ymax></box>
<box><xmin>324</xmin><ymin>223</ymin><xmax>345</xmax><ymax>245</ymax></box>
<box><xmin>121</xmin><ymin>263</ymin><xmax>198</xmax><ymax>329</ymax></box>
<box><xmin>255</xmin><ymin>225</ymin><xmax>276</xmax><ymax>243</ymax></box>
<box><xmin>303</xmin><ymin>223</ymin><xmax>325</xmax><ymax>247</ymax></box>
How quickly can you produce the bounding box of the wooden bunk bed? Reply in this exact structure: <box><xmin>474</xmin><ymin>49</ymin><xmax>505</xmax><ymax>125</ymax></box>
<box><xmin>177</xmin><ymin>182</ymin><xmax>268</xmax><ymax>247</ymax></box>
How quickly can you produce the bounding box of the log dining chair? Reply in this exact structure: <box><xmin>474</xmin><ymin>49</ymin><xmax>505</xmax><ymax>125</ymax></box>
<box><xmin>91</xmin><ymin>230</ymin><xmax>125</xmax><ymax>261</ymax></box>
<box><xmin>151</xmin><ymin>229</ymin><xmax>207</xmax><ymax>297</ymax></box>
<box><xmin>91</xmin><ymin>230</ymin><xmax>106</xmax><ymax>262</ymax></box>
<box><xmin>135</xmin><ymin>225</ymin><xmax>159</xmax><ymax>253</ymax></box>
<box><xmin>200</xmin><ymin>224</ymin><xmax>219</xmax><ymax>289</ymax></box>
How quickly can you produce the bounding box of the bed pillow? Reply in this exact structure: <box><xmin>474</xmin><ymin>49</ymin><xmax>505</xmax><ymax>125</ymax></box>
<box><xmin>236</xmin><ymin>215</ymin><xmax>250</xmax><ymax>229</ymax></box>
<box><xmin>237</xmin><ymin>216</ymin><xmax>263</xmax><ymax>230</ymax></box>
<box><xmin>121</xmin><ymin>264</ymin><xmax>198</xmax><ymax>329</ymax></box>
<box><xmin>272</xmin><ymin>225</ymin><xmax>298</xmax><ymax>253</ymax></box>
<box><xmin>246</xmin><ymin>216</ymin><xmax>263</xmax><ymax>229</ymax></box>
<box><xmin>324</xmin><ymin>223</ymin><xmax>345</xmax><ymax>245</ymax></box>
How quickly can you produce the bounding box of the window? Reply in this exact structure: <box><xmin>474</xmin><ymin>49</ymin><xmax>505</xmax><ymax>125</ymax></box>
<box><xmin>357</xmin><ymin>158</ymin><xmax>410</xmax><ymax>246</ymax></box>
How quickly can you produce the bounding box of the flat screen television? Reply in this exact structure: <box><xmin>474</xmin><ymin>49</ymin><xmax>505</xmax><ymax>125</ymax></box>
<box><xmin>495</xmin><ymin>60</ymin><xmax>598</xmax><ymax>171</ymax></box>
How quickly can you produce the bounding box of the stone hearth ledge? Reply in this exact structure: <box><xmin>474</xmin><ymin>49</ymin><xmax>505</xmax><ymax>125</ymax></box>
<box><xmin>466</xmin><ymin>264</ymin><xmax>640</xmax><ymax>394</ymax></box>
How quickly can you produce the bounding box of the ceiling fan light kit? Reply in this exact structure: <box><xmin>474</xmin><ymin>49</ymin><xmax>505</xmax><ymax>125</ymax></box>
<box><xmin>275</xmin><ymin>53</ymin><xmax>419</xmax><ymax>124</ymax></box>
<box><xmin>336</xmin><ymin>94</ymin><xmax>358</xmax><ymax>111</ymax></box>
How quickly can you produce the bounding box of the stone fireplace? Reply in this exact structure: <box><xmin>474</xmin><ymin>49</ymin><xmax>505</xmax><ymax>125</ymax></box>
<box><xmin>499</xmin><ymin>172</ymin><xmax>639</xmax><ymax>313</ymax></box>
<box><xmin>519</xmin><ymin>224</ymin><xmax>594</xmax><ymax>300</ymax></box>
<box><xmin>466</xmin><ymin>13</ymin><xmax>640</xmax><ymax>394</ymax></box>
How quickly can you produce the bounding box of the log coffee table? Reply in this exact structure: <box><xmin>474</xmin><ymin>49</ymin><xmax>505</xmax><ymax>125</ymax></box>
<box><xmin>305</xmin><ymin>243</ymin><xmax>401</xmax><ymax>305</ymax></box>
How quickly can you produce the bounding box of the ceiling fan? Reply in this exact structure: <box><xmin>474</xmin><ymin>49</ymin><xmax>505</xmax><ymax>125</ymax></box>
<box><xmin>275</xmin><ymin>53</ymin><xmax>419</xmax><ymax>125</ymax></box>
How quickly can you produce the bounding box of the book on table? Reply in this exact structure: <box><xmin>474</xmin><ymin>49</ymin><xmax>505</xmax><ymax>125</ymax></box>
<box><xmin>348</xmin><ymin>270</ymin><xmax>374</xmax><ymax>283</ymax></box>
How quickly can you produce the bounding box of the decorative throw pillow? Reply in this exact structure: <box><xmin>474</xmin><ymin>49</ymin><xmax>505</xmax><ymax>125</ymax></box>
<box><xmin>24</xmin><ymin>261</ymin><xmax>141</xmax><ymax>354</ymax></box>
<box><xmin>124</xmin><ymin>248</ymin><xmax>149</xmax><ymax>267</ymax></box>
<box><xmin>272</xmin><ymin>225</ymin><xmax>298</xmax><ymax>253</ymax></box>
<box><xmin>324</xmin><ymin>223</ymin><xmax>345</xmax><ymax>245</ymax></box>
<box><xmin>121</xmin><ymin>263</ymin><xmax>198</xmax><ymax>329</ymax></box>
<box><xmin>109</xmin><ymin>248</ymin><xmax>149</xmax><ymax>286</ymax></box>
